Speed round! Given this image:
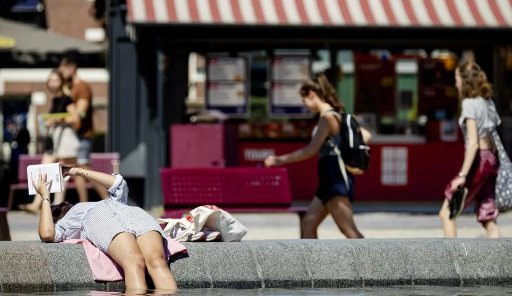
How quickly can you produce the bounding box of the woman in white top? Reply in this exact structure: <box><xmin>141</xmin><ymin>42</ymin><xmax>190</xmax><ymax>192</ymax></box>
<box><xmin>33</xmin><ymin>168</ymin><xmax>177</xmax><ymax>292</ymax></box>
<box><xmin>439</xmin><ymin>61</ymin><xmax>501</xmax><ymax>238</ymax></box>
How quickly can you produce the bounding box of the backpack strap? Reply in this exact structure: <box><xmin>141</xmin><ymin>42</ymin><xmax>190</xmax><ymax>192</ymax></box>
<box><xmin>324</xmin><ymin>110</ymin><xmax>341</xmax><ymax>118</ymax></box>
<box><xmin>323</xmin><ymin>110</ymin><xmax>350</xmax><ymax>190</ymax></box>
<box><xmin>327</xmin><ymin>139</ymin><xmax>350</xmax><ymax>190</ymax></box>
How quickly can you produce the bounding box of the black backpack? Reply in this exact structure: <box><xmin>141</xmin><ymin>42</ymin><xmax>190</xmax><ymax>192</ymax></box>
<box><xmin>325</xmin><ymin>111</ymin><xmax>371</xmax><ymax>182</ymax></box>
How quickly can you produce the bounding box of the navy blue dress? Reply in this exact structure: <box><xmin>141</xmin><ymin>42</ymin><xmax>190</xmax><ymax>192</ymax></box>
<box><xmin>312</xmin><ymin>120</ymin><xmax>355</xmax><ymax>205</ymax></box>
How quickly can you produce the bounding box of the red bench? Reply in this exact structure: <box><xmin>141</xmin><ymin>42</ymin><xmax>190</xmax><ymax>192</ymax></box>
<box><xmin>8</xmin><ymin>153</ymin><xmax>120</xmax><ymax>210</ymax></box>
<box><xmin>160</xmin><ymin>167</ymin><xmax>308</xmax><ymax>237</ymax></box>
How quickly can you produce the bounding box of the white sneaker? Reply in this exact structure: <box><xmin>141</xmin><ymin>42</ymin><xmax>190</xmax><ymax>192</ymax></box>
<box><xmin>169</xmin><ymin>226</ymin><xmax>186</xmax><ymax>239</ymax></box>
<box><xmin>189</xmin><ymin>231</ymin><xmax>206</xmax><ymax>242</ymax></box>
<box><xmin>203</xmin><ymin>228</ymin><xmax>221</xmax><ymax>242</ymax></box>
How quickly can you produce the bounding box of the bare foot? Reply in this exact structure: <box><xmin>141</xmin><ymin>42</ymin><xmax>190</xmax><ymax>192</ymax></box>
<box><xmin>18</xmin><ymin>204</ymin><xmax>40</xmax><ymax>215</ymax></box>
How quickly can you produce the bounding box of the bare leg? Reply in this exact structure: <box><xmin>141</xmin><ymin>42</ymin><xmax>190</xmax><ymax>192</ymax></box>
<box><xmin>439</xmin><ymin>199</ymin><xmax>457</xmax><ymax>238</ymax></box>
<box><xmin>302</xmin><ymin>197</ymin><xmax>329</xmax><ymax>239</ymax></box>
<box><xmin>20</xmin><ymin>153</ymin><xmax>57</xmax><ymax>214</ymax></box>
<box><xmin>483</xmin><ymin>220</ymin><xmax>500</xmax><ymax>238</ymax></box>
<box><xmin>326</xmin><ymin>196</ymin><xmax>364</xmax><ymax>239</ymax></box>
<box><xmin>108</xmin><ymin>232</ymin><xmax>147</xmax><ymax>290</ymax></box>
<box><xmin>72</xmin><ymin>173</ymin><xmax>89</xmax><ymax>203</ymax></box>
<box><xmin>136</xmin><ymin>231</ymin><xmax>177</xmax><ymax>292</ymax></box>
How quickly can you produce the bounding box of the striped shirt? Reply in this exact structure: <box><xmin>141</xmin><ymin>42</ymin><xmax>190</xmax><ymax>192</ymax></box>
<box><xmin>44</xmin><ymin>174</ymin><xmax>164</xmax><ymax>253</ymax></box>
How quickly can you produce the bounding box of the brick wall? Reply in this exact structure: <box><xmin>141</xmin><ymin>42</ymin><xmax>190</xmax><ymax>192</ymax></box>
<box><xmin>44</xmin><ymin>0</ymin><xmax>102</xmax><ymax>41</ymax></box>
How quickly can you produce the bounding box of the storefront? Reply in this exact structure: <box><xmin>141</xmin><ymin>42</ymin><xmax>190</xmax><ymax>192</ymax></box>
<box><xmin>107</xmin><ymin>0</ymin><xmax>512</xmax><ymax>209</ymax></box>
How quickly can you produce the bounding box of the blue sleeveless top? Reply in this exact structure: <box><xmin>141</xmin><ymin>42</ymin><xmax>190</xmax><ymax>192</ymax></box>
<box><xmin>312</xmin><ymin>111</ymin><xmax>342</xmax><ymax>158</ymax></box>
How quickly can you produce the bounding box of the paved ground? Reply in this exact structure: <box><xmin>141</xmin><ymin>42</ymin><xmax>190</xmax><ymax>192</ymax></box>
<box><xmin>7</xmin><ymin>208</ymin><xmax>512</xmax><ymax>241</ymax></box>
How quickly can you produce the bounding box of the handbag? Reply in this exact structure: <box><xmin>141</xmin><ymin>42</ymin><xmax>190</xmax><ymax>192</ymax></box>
<box><xmin>491</xmin><ymin>129</ymin><xmax>512</xmax><ymax>212</ymax></box>
<box><xmin>158</xmin><ymin>205</ymin><xmax>248</xmax><ymax>242</ymax></box>
<box><xmin>44</xmin><ymin>96</ymin><xmax>69</xmax><ymax>153</ymax></box>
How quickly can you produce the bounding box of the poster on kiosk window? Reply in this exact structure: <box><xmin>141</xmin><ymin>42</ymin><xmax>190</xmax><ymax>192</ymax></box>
<box><xmin>269</xmin><ymin>56</ymin><xmax>313</xmax><ymax>118</ymax></box>
<box><xmin>205</xmin><ymin>56</ymin><xmax>249</xmax><ymax>117</ymax></box>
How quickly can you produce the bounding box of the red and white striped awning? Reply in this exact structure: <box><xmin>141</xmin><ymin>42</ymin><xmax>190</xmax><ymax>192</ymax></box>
<box><xmin>127</xmin><ymin>0</ymin><xmax>512</xmax><ymax>28</ymax></box>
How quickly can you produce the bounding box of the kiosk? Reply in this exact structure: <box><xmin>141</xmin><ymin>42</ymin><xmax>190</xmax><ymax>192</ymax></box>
<box><xmin>107</xmin><ymin>0</ymin><xmax>512</xmax><ymax>209</ymax></box>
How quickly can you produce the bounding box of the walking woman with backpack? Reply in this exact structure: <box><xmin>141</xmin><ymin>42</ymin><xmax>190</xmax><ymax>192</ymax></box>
<box><xmin>264</xmin><ymin>74</ymin><xmax>371</xmax><ymax>239</ymax></box>
<box><xmin>439</xmin><ymin>61</ymin><xmax>501</xmax><ymax>238</ymax></box>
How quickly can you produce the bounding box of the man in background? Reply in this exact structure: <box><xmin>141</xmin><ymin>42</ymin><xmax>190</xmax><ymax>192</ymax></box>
<box><xmin>59</xmin><ymin>56</ymin><xmax>109</xmax><ymax>201</ymax></box>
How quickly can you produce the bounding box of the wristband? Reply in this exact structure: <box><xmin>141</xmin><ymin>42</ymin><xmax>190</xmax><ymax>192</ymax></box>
<box><xmin>40</xmin><ymin>196</ymin><xmax>51</xmax><ymax>203</ymax></box>
<box><xmin>458</xmin><ymin>172</ymin><xmax>467</xmax><ymax>178</ymax></box>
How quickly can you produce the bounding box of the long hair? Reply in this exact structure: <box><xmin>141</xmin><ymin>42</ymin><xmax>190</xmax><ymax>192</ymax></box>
<box><xmin>457</xmin><ymin>61</ymin><xmax>492</xmax><ymax>100</ymax></box>
<box><xmin>299</xmin><ymin>74</ymin><xmax>345</xmax><ymax>113</ymax></box>
<box><xmin>51</xmin><ymin>202</ymin><xmax>74</xmax><ymax>223</ymax></box>
<box><xmin>46</xmin><ymin>69</ymin><xmax>66</xmax><ymax>94</ymax></box>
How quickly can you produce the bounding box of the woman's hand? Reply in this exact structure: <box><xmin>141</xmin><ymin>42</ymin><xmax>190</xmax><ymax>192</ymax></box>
<box><xmin>44</xmin><ymin>119</ymin><xmax>54</xmax><ymax>128</ymax></box>
<box><xmin>450</xmin><ymin>176</ymin><xmax>466</xmax><ymax>192</ymax></box>
<box><xmin>32</xmin><ymin>173</ymin><xmax>52</xmax><ymax>196</ymax></box>
<box><xmin>264</xmin><ymin>156</ymin><xmax>283</xmax><ymax>168</ymax></box>
<box><xmin>61</xmin><ymin>164</ymin><xmax>81</xmax><ymax>177</ymax></box>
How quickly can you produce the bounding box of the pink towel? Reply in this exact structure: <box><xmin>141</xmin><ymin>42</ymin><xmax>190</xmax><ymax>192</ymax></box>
<box><xmin>63</xmin><ymin>237</ymin><xmax>187</xmax><ymax>282</ymax></box>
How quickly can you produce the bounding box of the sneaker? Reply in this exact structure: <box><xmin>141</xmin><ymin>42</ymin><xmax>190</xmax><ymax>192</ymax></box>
<box><xmin>169</xmin><ymin>226</ymin><xmax>186</xmax><ymax>239</ymax></box>
<box><xmin>449</xmin><ymin>186</ymin><xmax>468</xmax><ymax>220</ymax></box>
<box><xmin>189</xmin><ymin>231</ymin><xmax>206</xmax><ymax>242</ymax></box>
<box><xmin>169</xmin><ymin>226</ymin><xmax>206</xmax><ymax>242</ymax></box>
<box><xmin>203</xmin><ymin>228</ymin><xmax>221</xmax><ymax>242</ymax></box>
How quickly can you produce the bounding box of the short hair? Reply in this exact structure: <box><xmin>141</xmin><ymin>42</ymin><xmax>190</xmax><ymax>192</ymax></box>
<box><xmin>60</xmin><ymin>55</ymin><xmax>77</xmax><ymax>67</ymax></box>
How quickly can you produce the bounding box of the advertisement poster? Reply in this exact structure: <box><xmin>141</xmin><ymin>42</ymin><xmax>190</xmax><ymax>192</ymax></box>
<box><xmin>440</xmin><ymin>120</ymin><xmax>458</xmax><ymax>142</ymax></box>
<box><xmin>206</xmin><ymin>82</ymin><xmax>247</xmax><ymax>115</ymax></box>
<box><xmin>205</xmin><ymin>56</ymin><xmax>249</xmax><ymax>116</ymax></box>
<box><xmin>272</xmin><ymin>56</ymin><xmax>310</xmax><ymax>81</ymax></box>
<box><xmin>269</xmin><ymin>56</ymin><xmax>312</xmax><ymax>117</ymax></box>
<box><xmin>269</xmin><ymin>82</ymin><xmax>309</xmax><ymax>115</ymax></box>
<box><xmin>207</xmin><ymin>57</ymin><xmax>247</xmax><ymax>82</ymax></box>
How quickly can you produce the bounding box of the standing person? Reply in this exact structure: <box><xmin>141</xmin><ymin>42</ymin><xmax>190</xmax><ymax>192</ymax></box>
<box><xmin>439</xmin><ymin>61</ymin><xmax>501</xmax><ymax>238</ymax></box>
<box><xmin>33</xmin><ymin>169</ymin><xmax>177</xmax><ymax>292</ymax></box>
<box><xmin>59</xmin><ymin>56</ymin><xmax>109</xmax><ymax>202</ymax></box>
<box><xmin>19</xmin><ymin>69</ymin><xmax>76</xmax><ymax>213</ymax></box>
<box><xmin>42</xmin><ymin>69</ymin><xmax>74</xmax><ymax>163</ymax></box>
<box><xmin>264</xmin><ymin>74</ymin><xmax>371</xmax><ymax>239</ymax></box>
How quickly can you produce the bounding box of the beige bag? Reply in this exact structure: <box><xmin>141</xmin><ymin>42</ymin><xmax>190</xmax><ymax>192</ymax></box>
<box><xmin>157</xmin><ymin>217</ymin><xmax>194</xmax><ymax>242</ymax></box>
<box><xmin>158</xmin><ymin>205</ymin><xmax>248</xmax><ymax>242</ymax></box>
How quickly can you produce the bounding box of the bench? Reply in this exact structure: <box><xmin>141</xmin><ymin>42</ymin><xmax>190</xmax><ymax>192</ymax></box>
<box><xmin>160</xmin><ymin>167</ymin><xmax>309</xmax><ymax>237</ymax></box>
<box><xmin>8</xmin><ymin>153</ymin><xmax>120</xmax><ymax>210</ymax></box>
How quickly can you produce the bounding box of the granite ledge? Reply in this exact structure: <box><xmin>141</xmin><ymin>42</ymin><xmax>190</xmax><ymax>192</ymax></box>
<box><xmin>0</xmin><ymin>239</ymin><xmax>510</xmax><ymax>292</ymax></box>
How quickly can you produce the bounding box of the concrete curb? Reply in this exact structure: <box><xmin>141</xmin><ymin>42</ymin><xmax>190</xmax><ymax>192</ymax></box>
<box><xmin>0</xmin><ymin>239</ymin><xmax>511</xmax><ymax>292</ymax></box>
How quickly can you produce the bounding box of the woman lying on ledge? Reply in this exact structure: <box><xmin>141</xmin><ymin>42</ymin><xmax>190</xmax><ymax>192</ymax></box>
<box><xmin>33</xmin><ymin>168</ymin><xmax>177</xmax><ymax>292</ymax></box>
